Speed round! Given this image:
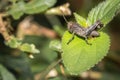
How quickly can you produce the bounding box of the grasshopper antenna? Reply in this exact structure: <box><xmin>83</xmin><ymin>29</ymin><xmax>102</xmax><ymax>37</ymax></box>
<box><xmin>60</xmin><ymin>6</ymin><xmax>69</xmax><ymax>23</ymax></box>
<box><xmin>62</xmin><ymin>14</ymin><xmax>69</xmax><ymax>23</ymax></box>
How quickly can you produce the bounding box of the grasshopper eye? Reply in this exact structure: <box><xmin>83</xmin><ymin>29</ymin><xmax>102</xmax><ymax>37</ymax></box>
<box><xmin>96</xmin><ymin>20</ymin><xmax>103</xmax><ymax>29</ymax></box>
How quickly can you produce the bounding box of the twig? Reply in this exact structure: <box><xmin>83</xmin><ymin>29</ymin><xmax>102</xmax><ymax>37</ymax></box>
<box><xmin>17</xmin><ymin>16</ymin><xmax>58</xmax><ymax>40</ymax></box>
<box><xmin>0</xmin><ymin>13</ymin><xmax>11</xmax><ymax>41</ymax></box>
<box><xmin>106</xmin><ymin>52</ymin><xmax>120</xmax><ymax>66</ymax></box>
<box><xmin>35</xmin><ymin>58</ymin><xmax>62</xmax><ymax>80</ymax></box>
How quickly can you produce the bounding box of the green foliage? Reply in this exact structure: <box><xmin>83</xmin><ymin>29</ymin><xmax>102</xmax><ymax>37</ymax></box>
<box><xmin>0</xmin><ymin>53</ymin><xmax>34</xmax><ymax>80</ymax></box>
<box><xmin>53</xmin><ymin>25</ymin><xmax>65</xmax><ymax>36</ymax></box>
<box><xmin>74</xmin><ymin>13</ymin><xmax>87</xmax><ymax>27</ymax></box>
<box><xmin>62</xmin><ymin>31</ymin><xmax>110</xmax><ymax>74</ymax></box>
<box><xmin>49</xmin><ymin>40</ymin><xmax>62</xmax><ymax>52</ymax></box>
<box><xmin>87</xmin><ymin>0</ymin><xmax>120</xmax><ymax>25</ymax></box>
<box><xmin>62</xmin><ymin>0</ymin><xmax>120</xmax><ymax>75</ymax></box>
<box><xmin>5</xmin><ymin>36</ymin><xmax>40</xmax><ymax>53</ymax></box>
<box><xmin>0</xmin><ymin>64</ymin><xmax>16</xmax><ymax>80</ymax></box>
<box><xmin>5</xmin><ymin>36</ymin><xmax>21</xmax><ymax>48</ymax></box>
<box><xmin>19</xmin><ymin>43</ymin><xmax>40</xmax><ymax>53</ymax></box>
<box><xmin>7</xmin><ymin>0</ymin><xmax>57</xmax><ymax>19</ymax></box>
<box><xmin>1</xmin><ymin>0</ymin><xmax>120</xmax><ymax>79</ymax></box>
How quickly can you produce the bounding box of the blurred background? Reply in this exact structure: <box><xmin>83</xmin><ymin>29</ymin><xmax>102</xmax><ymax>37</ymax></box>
<box><xmin>0</xmin><ymin>0</ymin><xmax>120</xmax><ymax>80</ymax></box>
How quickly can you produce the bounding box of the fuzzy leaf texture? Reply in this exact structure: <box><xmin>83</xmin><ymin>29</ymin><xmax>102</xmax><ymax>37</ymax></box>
<box><xmin>7</xmin><ymin>0</ymin><xmax>57</xmax><ymax>19</ymax></box>
<box><xmin>74</xmin><ymin>13</ymin><xmax>87</xmax><ymax>27</ymax></box>
<box><xmin>62</xmin><ymin>31</ymin><xmax>110</xmax><ymax>74</ymax></box>
<box><xmin>61</xmin><ymin>0</ymin><xmax>120</xmax><ymax>75</ymax></box>
<box><xmin>87</xmin><ymin>0</ymin><xmax>120</xmax><ymax>25</ymax></box>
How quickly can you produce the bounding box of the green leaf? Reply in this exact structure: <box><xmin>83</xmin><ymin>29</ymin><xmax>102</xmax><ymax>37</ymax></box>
<box><xmin>0</xmin><ymin>64</ymin><xmax>16</xmax><ymax>80</ymax></box>
<box><xmin>25</xmin><ymin>0</ymin><xmax>57</xmax><ymax>14</ymax></box>
<box><xmin>74</xmin><ymin>13</ymin><xmax>87</xmax><ymax>27</ymax></box>
<box><xmin>7</xmin><ymin>0</ymin><xmax>57</xmax><ymax>19</ymax></box>
<box><xmin>19</xmin><ymin>43</ymin><xmax>40</xmax><ymax>53</ymax></box>
<box><xmin>87</xmin><ymin>0</ymin><xmax>120</xmax><ymax>25</ymax></box>
<box><xmin>7</xmin><ymin>1</ymin><xmax>25</xmax><ymax>19</ymax></box>
<box><xmin>5</xmin><ymin>36</ymin><xmax>40</xmax><ymax>53</ymax></box>
<box><xmin>62</xmin><ymin>31</ymin><xmax>110</xmax><ymax>74</ymax></box>
<box><xmin>49</xmin><ymin>40</ymin><xmax>62</xmax><ymax>52</ymax></box>
<box><xmin>5</xmin><ymin>36</ymin><xmax>21</xmax><ymax>48</ymax></box>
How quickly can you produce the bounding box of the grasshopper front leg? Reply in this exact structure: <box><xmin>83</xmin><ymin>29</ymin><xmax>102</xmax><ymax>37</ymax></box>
<box><xmin>85</xmin><ymin>37</ymin><xmax>92</xmax><ymax>45</ymax></box>
<box><xmin>67</xmin><ymin>32</ymin><xmax>75</xmax><ymax>45</ymax></box>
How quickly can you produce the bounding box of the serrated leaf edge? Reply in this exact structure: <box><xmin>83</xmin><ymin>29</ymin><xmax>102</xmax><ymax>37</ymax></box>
<box><xmin>62</xmin><ymin>32</ymin><xmax>110</xmax><ymax>75</ymax></box>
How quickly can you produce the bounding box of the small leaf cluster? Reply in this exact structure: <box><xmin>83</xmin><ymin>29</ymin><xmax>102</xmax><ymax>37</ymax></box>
<box><xmin>5</xmin><ymin>36</ymin><xmax>39</xmax><ymax>53</ymax></box>
<box><xmin>2</xmin><ymin>0</ymin><xmax>57</xmax><ymax>55</ymax></box>
<box><xmin>7</xmin><ymin>0</ymin><xmax>57</xmax><ymax>19</ymax></box>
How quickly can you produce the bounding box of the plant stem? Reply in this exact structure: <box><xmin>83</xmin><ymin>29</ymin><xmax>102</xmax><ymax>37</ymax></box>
<box><xmin>39</xmin><ymin>58</ymin><xmax>62</xmax><ymax>80</ymax></box>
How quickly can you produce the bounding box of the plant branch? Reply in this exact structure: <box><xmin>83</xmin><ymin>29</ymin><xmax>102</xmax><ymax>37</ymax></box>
<box><xmin>35</xmin><ymin>58</ymin><xmax>62</xmax><ymax>80</ymax></box>
<box><xmin>0</xmin><ymin>13</ymin><xmax>11</xmax><ymax>41</ymax></box>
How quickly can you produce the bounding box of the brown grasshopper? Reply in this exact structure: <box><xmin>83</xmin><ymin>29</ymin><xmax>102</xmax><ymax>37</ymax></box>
<box><xmin>59</xmin><ymin>6</ymin><xmax>103</xmax><ymax>44</ymax></box>
<box><xmin>67</xmin><ymin>20</ymin><xmax>103</xmax><ymax>44</ymax></box>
